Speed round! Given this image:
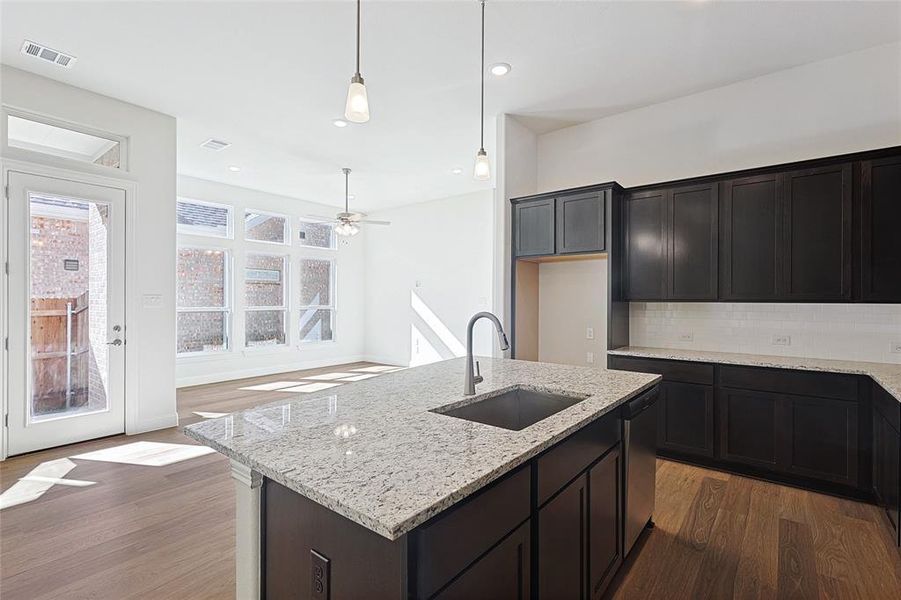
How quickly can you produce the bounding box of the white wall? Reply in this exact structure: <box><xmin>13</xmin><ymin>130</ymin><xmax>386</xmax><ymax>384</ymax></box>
<box><xmin>537</xmin><ymin>41</ymin><xmax>901</xmax><ymax>191</ymax></box>
<box><xmin>175</xmin><ymin>176</ymin><xmax>366</xmax><ymax>386</ymax></box>
<box><xmin>538</xmin><ymin>258</ymin><xmax>607</xmax><ymax>367</ymax></box>
<box><xmin>364</xmin><ymin>190</ymin><xmax>496</xmax><ymax>366</ymax></box>
<box><xmin>630</xmin><ymin>303</ymin><xmax>901</xmax><ymax>364</ymax></box>
<box><xmin>1</xmin><ymin>65</ymin><xmax>178</xmax><ymax>437</ymax></box>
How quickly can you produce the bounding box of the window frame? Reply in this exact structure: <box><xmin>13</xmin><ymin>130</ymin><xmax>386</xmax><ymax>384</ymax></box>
<box><xmin>297</xmin><ymin>217</ymin><xmax>337</xmax><ymax>250</ymax></box>
<box><xmin>298</xmin><ymin>256</ymin><xmax>337</xmax><ymax>344</ymax></box>
<box><xmin>244</xmin><ymin>209</ymin><xmax>290</xmax><ymax>246</ymax></box>
<box><xmin>244</xmin><ymin>252</ymin><xmax>289</xmax><ymax>349</ymax></box>
<box><xmin>175</xmin><ymin>244</ymin><xmax>232</xmax><ymax>356</ymax></box>
<box><xmin>177</xmin><ymin>197</ymin><xmax>234</xmax><ymax>239</ymax></box>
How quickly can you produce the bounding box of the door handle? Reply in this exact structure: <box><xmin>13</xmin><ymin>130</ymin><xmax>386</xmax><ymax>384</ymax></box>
<box><xmin>107</xmin><ymin>339</ymin><xmax>123</xmax><ymax>346</ymax></box>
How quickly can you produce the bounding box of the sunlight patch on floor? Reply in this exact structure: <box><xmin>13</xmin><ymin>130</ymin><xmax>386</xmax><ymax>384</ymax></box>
<box><xmin>338</xmin><ymin>373</ymin><xmax>379</xmax><ymax>382</ymax></box>
<box><xmin>193</xmin><ymin>411</ymin><xmax>230</xmax><ymax>419</ymax></box>
<box><xmin>238</xmin><ymin>381</ymin><xmax>305</xmax><ymax>391</ymax></box>
<box><xmin>71</xmin><ymin>441</ymin><xmax>215</xmax><ymax>466</ymax></box>
<box><xmin>352</xmin><ymin>365</ymin><xmax>402</xmax><ymax>373</ymax></box>
<box><xmin>280</xmin><ymin>382</ymin><xmax>342</xmax><ymax>393</ymax></box>
<box><xmin>0</xmin><ymin>458</ymin><xmax>95</xmax><ymax>510</ymax></box>
<box><xmin>305</xmin><ymin>372</ymin><xmax>358</xmax><ymax>381</ymax></box>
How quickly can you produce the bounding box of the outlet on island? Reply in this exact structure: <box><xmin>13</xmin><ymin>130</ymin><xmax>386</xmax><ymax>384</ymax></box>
<box><xmin>772</xmin><ymin>334</ymin><xmax>791</xmax><ymax>346</ymax></box>
<box><xmin>892</xmin><ymin>342</ymin><xmax>901</xmax><ymax>354</ymax></box>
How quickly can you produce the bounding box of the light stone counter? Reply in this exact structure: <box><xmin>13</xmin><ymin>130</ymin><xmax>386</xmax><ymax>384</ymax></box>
<box><xmin>608</xmin><ymin>346</ymin><xmax>901</xmax><ymax>403</ymax></box>
<box><xmin>184</xmin><ymin>357</ymin><xmax>659</xmax><ymax>540</ymax></box>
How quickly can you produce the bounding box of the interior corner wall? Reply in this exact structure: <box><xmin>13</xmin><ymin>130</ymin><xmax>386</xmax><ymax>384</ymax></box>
<box><xmin>1</xmin><ymin>65</ymin><xmax>178</xmax><ymax>435</ymax></box>
<box><xmin>536</xmin><ymin>41</ymin><xmax>901</xmax><ymax>191</ymax></box>
<box><xmin>363</xmin><ymin>190</ymin><xmax>495</xmax><ymax>367</ymax></box>
<box><xmin>174</xmin><ymin>176</ymin><xmax>366</xmax><ymax>387</ymax></box>
<box><xmin>496</xmin><ymin>114</ymin><xmax>538</xmax><ymax>342</ymax></box>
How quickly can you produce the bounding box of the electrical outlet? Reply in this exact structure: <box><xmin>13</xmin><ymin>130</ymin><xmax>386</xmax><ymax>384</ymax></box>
<box><xmin>772</xmin><ymin>334</ymin><xmax>791</xmax><ymax>346</ymax></box>
<box><xmin>586</xmin><ymin>351</ymin><xmax>594</xmax><ymax>364</ymax></box>
<box><xmin>311</xmin><ymin>550</ymin><xmax>330</xmax><ymax>600</ymax></box>
<box><xmin>678</xmin><ymin>332</ymin><xmax>694</xmax><ymax>342</ymax></box>
<box><xmin>586</xmin><ymin>327</ymin><xmax>594</xmax><ymax>340</ymax></box>
<box><xmin>891</xmin><ymin>342</ymin><xmax>901</xmax><ymax>354</ymax></box>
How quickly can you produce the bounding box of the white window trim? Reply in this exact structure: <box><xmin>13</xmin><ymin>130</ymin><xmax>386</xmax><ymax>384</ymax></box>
<box><xmin>298</xmin><ymin>256</ymin><xmax>337</xmax><ymax>344</ymax></box>
<box><xmin>297</xmin><ymin>217</ymin><xmax>337</xmax><ymax>250</ymax></box>
<box><xmin>244</xmin><ymin>252</ymin><xmax>289</xmax><ymax>349</ymax></box>
<box><xmin>244</xmin><ymin>209</ymin><xmax>290</xmax><ymax>246</ymax></box>
<box><xmin>176</xmin><ymin>245</ymin><xmax>232</xmax><ymax>356</ymax></box>
<box><xmin>177</xmin><ymin>197</ymin><xmax>234</xmax><ymax>240</ymax></box>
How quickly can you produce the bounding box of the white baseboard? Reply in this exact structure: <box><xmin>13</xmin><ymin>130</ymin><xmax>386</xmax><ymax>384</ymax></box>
<box><xmin>176</xmin><ymin>355</ymin><xmax>376</xmax><ymax>388</ymax></box>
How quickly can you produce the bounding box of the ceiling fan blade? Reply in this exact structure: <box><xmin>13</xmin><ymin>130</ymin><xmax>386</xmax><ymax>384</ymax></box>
<box><xmin>357</xmin><ymin>219</ymin><xmax>391</xmax><ymax>225</ymax></box>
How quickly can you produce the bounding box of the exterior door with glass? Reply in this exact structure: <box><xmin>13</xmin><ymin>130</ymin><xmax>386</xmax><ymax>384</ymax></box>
<box><xmin>6</xmin><ymin>172</ymin><xmax>126</xmax><ymax>455</ymax></box>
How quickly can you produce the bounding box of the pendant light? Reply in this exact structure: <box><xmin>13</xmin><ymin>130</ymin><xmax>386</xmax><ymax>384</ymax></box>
<box><xmin>473</xmin><ymin>0</ymin><xmax>490</xmax><ymax>181</ymax></box>
<box><xmin>344</xmin><ymin>0</ymin><xmax>370</xmax><ymax>123</ymax></box>
<box><xmin>335</xmin><ymin>168</ymin><xmax>360</xmax><ymax>237</ymax></box>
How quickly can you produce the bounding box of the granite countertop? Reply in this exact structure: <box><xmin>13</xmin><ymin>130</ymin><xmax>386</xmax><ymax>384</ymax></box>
<box><xmin>608</xmin><ymin>346</ymin><xmax>901</xmax><ymax>403</ymax></box>
<box><xmin>183</xmin><ymin>357</ymin><xmax>659</xmax><ymax>540</ymax></box>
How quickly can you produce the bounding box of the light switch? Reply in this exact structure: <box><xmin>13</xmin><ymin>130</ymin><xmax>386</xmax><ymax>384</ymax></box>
<box><xmin>142</xmin><ymin>294</ymin><xmax>163</xmax><ymax>308</ymax></box>
<box><xmin>586</xmin><ymin>327</ymin><xmax>594</xmax><ymax>340</ymax></box>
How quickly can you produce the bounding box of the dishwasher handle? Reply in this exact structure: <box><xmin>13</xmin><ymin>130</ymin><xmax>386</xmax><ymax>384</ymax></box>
<box><xmin>622</xmin><ymin>387</ymin><xmax>659</xmax><ymax>420</ymax></box>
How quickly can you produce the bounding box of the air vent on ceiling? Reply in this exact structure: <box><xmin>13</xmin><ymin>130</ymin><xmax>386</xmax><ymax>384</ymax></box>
<box><xmin>21</xmin><ymin>40</ymin><xmax>76</xmax><ymax>68</ymax></box>
<box><xmin>200</xmin><ymin>138</ymin><xmax>231</xmax><ymax>151</ymax></box>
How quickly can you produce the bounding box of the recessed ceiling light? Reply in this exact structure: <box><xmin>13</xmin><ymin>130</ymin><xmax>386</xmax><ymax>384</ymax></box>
<box><xmin>452</xmin><ymin>168</ymin><xmax>463</xmax><ymax>175</ymax></box>
<box><xmin>488</xmin><ymin>62</ymin><xmax>511</xmax><ymax>77</ymax></box>
<box><xmin>333</xmin><ymin>119</ymin><xmax>349</xmax><ymax>128</ymax></box>
<box><xmin>227</xmin><ymin>165</ymin><xmax>241</xmax><ymax>172</ymax></box>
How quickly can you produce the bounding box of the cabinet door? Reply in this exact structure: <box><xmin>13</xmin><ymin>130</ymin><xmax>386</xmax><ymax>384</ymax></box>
<box><xmin>556</xmin><ymin>191</ymin><xmax>606</xmax><ymax>254</ymax></box>
<box><xmin>782</xmin><ymin>164</ymin><xmax>852</xmax><ymax>300</ymax></box>
<box><xmin>433</xmin><ymin>521</ymin><xmax>531</xmax><ymax>600</ymax></box>
<box><xmin>720</xmin><ymin>174</ymin><xmax>782</xmax><ymax>300</ymax></box>
<box><xmin>624</xmin><ymin>189</ymin><xmax>667</xmax><ymax>300</ymax></box>
<box><xmin>718</xmin><ymin>388</ymin><xmax>780</xmax><ymax>471</ymax></box>
<box><xmin>538</xmin><ymin>473</ymin><xmax>587</xmax><ymax>600</ymax></box>
<box><xmin>514</xmin><ymin>199</ymin><xmax>555</xmax><ymax>257</ymax></box>
<box><xmin>873</xmin><ymin>411</ymin><xmax>900</xmax><ymax>546</ymax></box>
<box><xmin>669</xmin><ymin>183</ymin><xmax>718</xmax><ymax>300</ymax></box>
<box><xmin>860</xmin><ymin>156</ymin><xmax>901</xmax><ymax>302</ymax></box>
<box><xmin>658</xmin><ymin>382</ymin><xmax>715</xmax><ymax>458</ymax></box>
<box><xmin>588</xmin><ymin>447</ymin><xmax>621</xmax><ymax>600</ymax></box>
<box><xmin>783</xmin><ymin>395</ymin><xmax>858</xmax><ymax>486</ymax></box>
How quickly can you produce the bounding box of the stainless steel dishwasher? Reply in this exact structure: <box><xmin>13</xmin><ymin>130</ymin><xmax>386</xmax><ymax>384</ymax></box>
<box><xmin>622</xmin><ymin>386</ymin><xmax>659</xmax><ymax>558</ymax></box>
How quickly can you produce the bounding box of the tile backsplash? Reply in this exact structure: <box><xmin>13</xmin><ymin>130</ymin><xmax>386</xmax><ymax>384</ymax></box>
<box><xmin>629</xmin><ymin>303</ymin><xmax>901</xmax><ymax>364</ymax></box>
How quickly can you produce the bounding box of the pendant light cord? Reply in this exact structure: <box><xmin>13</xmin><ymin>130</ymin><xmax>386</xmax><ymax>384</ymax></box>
<box><xmin>480</xmin><ymin>0</ymin><xmax>485</xmax><ymax>152</ymax></box>
<box><xmin>356</xmin><ymin>0</ymin><xmax>362</xmax><ymax>76</ymax></box>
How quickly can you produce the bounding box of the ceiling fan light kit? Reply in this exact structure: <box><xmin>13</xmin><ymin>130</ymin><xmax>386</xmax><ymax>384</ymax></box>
<box><xmin>344</xmin><ymin>0</ymin><xmax>371</xmax><ymax>123</ymax></box>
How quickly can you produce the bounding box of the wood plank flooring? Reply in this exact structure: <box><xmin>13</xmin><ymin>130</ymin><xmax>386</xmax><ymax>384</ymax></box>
<box><xmin>2</xmin><ymin>362</ymin><xmax>900</xmax><ymax>599</ymax></box>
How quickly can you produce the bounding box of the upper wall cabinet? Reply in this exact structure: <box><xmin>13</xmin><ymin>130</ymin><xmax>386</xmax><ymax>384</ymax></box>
<box><xmin>782</xmin><ymin>164</ymin><xmax>852</xmax><ymax>301</ymax></box>
<box><xmin>624</xmin><ymin>183</ymin><xmax>717</xmax><ymax>301</ymax></box>
<box><xmin>513</xmin><ymin>189</ymin><xmax>608</xmax><ymax>258</ymax></box>
<box><xmin>720</xmin><ymin>174</ymin><xmax>783</xmax><ymax>300</ymax></box>
<box><xmin>860</xmin><ymin>156</ymin><xmax>901</xmax><ymax>302</ymax></box>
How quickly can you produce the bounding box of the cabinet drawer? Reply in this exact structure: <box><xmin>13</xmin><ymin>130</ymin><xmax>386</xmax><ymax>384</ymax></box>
<box><xmin>537</xmin><ymin>414</ymin><xmax>620</xmax><ymax>506</ymax></box>
<box><xmin>873</xmin><ymin>382</ymin><xmax>901</xmax><ymax>432</ymax></box>
<box><xmin>718</xmin><ymin>365</ymin><xmax>858</xmax><ymax>402</ymax></box>
<box><xmin>414</xmin><ymin>465</ymin><xmax>530</xmax><ymax>598</ymax></box>
<box><xmin>609</xmin><ymin>355</ymin><xmax>713</xmax><ymax>386</ymax></box>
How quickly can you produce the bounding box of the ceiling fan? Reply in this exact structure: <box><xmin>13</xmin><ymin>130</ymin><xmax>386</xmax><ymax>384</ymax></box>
<box><xmin>304</xmin><ymin>168</ymin><xmax>390</xmax><ymax>237</ymax></box>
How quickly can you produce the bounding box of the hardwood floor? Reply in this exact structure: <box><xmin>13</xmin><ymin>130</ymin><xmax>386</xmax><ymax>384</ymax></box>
<box><xmin>2</xmin><ymin>363</ymin><xmax>900</xmax><ymax>599</ymax></box>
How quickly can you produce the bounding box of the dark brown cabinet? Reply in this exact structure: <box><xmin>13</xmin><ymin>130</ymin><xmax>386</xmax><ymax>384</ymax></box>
<box><xmin>873</xmin><ymin>410</ymin><xmax>901</xmax><ymax>547</ymax></box>
<box><xmin>668</xmin><ymin>183</ymin><xmax>718</xmax><ymax>300</ymax></box>
<box><xmin>717</xmin><ymin>388</ymin><xmax>780</xmax><ymax>470</ymax></box>
<box><xmin>720</xmin><ymin>173</ymin><xmax>782</xmax><ymax>300</ymax></box>
<box><xmin>514</xmin><ymin>198</ymin><xmax>555</xmax><ymax>257</ymax></box>
<box><xmin>782</xmin><ymin>164</ymin><xmax>852</xmax><ymax>300</ymax></box>
<box><xmin>556</xmin><ymin>191</ymin><xmax>606</xmax><ymax>254</ymax></box>
<box><xmin>538</xmin><ymin>445</ymin><xmax>622</xmax><ymax>600</ymax></box>
<box><xmin>623</xmin><ymin>189</ymin><xmax>667</xmax><ymax>300</ymax></box>
<box><xmin>783</xmin><ymin>394</ymin><xmax>859</xmax><ymax>486</ymax></box>
<box><xmin>658</xmin><ymin>381</ymin><xmax>715</xmax><ymax>459</ymax></box>
<box><xmin>434</xmin><ymin>522</ymin><xmax>531</xmax><ymax>600</ymax></box>
<box><xmin>860</xmin><ymin>156</ymin><xmax>901</xmax><ymax>302</ymax></box>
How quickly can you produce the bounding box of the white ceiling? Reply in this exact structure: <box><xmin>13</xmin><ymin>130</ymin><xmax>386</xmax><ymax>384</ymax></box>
<box><xmin>2</xmin><ymin>1</ymin><xmax>899</xmax><ymax>212</ymax></box>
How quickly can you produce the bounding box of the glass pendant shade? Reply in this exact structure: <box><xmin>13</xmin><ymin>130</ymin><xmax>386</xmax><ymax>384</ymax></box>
<box><xmin>473</xmin><ymin>149</ymin><xmax>491</xmax><ymax>181</ymax></box>
<box><xmin>344</xmin><ymin>77</ymin><xmax>370</xmax><ymax>123</ymax></box>
<box><xmin>335</xmin><ymin>221</ymin><xmax>360</xmax><ymax>237</ymax></box>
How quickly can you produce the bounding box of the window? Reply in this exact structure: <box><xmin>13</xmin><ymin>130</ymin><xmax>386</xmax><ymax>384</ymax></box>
<box><xmin>6</xmin><ymin>114</ymin><xmax>123</xmax><ymax>169</ymax></box>
<box><xmin>298</xmin><ymin>258</ymin><xmax>335</xmax><ymax>342</ymax></box>
<box><xmin>177</xmin><ymin>199</ymin><xmax>232</xmax><ymax>238</ymax></box>
<box><xmin>298</xmin><ymin>219</ymin><xmax>335</xmax><ymax>249</ymax></box>
<box><xmin>245</xmin><ymin>254</ymin><xmax>287</xmax><ymax>347</ymax></box>
<box><xmin>177</xmin><ymin>248</ymin><xmax>230</xmax><ymax>353</ymax></box>
<box><xmin>245</xmin><ymin>210</ymin><xmax>288</xmax><ymax>244</ymax></box>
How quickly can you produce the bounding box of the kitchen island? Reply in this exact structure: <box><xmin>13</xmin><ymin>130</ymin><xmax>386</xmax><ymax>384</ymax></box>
<box><xmin>184</xmin><ymin>357</ymin><xmax>660</xmax><ymax>599</ymax></box>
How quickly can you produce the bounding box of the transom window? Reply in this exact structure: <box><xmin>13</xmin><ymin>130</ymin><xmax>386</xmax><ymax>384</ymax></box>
<box><xmin>177</xmin><ymin>199</ymin><xmax>233</xmax><ymax>238</ymax></box>
<box><xmin>245</xmin><ymin>210</ymin><xmax>288</xmax><ymax>244</ymax></box>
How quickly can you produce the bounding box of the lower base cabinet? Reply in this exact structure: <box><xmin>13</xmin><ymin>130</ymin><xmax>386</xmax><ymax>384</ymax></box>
<box><xmin>873</xmin><ymin>383</ymin><xmax>901</xmax><ymax>547</ymax></box>
<box><xmin>538</xmin><ymin>445</ymin><xmax>622</xmax><ymax>600</ymax></box>
<box><xmin>659</xmin><ymin>381</ymin><xmax>714</xmax><ymax>458</ymax></box>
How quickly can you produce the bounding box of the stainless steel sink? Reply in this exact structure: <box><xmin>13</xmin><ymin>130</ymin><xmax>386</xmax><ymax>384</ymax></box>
<box><xmin>432</xmin><ymin>387</ymin><xmax>587</xmax><ymax>431</ymax></box>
